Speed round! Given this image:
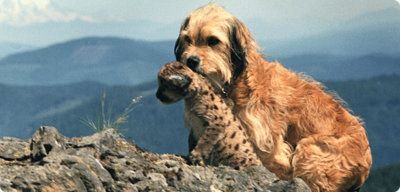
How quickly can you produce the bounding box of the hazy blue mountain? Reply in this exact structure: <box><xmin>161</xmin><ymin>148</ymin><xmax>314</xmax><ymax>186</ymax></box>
<box><xmin>361</xmin><ymin>163</ymin><xmax>400</xmax><ymax>192</ymax></box>
<box><xmin>260</xmin><ymin>21</ymin><xmax>400</xmax><ymax>57</ymax></box>
<box><xmin>278</xmin><ymin>54</ymin><xmax>400</xmax><ymax>81</ymax></box>
<box><xmin>0</xmin><ymin>81</ymin><xmax>108</xmax><ymax>138</ymax></box>
<box><xmin>1</xmin><ymin>37</ymin><xmax>399</xmax><ymax>86</ymax></box>
<box><xmin>324</xmin><ymin>75</ymin><xmax>400</xmax><ymax>167</ymax></box>
<box><xmin>340</xmin><ymin>7</ymin><xmax>400</xmax><ymax>30</ymax></box>
<box><xmin>0</xmin><ymin>42</ymin><xmax>37</xmax><ymax>59</ymax></box>
<box><xmin>0</xmin><ymin>37</ymin><xmax>175</xmax><ymax>85</ymax></box>
<box><xmin>0</xmin><ymin>19</ymin><xmax>180</xmax><ymax>46</ymax></box>
<box><xmin>1</xmin><ymin>8</ymin><xmax>399</xmax><ymax>86</ymax></box>
<box><xmin>259</xmin><ymin>8</ymin><xmax>400</xmax><ymax>57</ymax></box>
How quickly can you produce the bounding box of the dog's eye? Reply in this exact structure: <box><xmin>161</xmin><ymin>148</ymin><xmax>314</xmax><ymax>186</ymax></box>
<box><xmin>184</xmin><ymin>36</ymin><xmax>192</xmax><ymax>44</ymax></box>
<box><xmin>207</xmin><ymin>37</ymin><xmax>220</xmax><ymax>46</ymax></box>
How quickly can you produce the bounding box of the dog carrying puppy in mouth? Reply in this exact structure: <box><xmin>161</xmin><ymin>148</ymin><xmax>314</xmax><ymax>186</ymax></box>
<box><xmin>174</xmin><ymin>3</ymin><xmax>372</xmax><ymax>192</ymax></box>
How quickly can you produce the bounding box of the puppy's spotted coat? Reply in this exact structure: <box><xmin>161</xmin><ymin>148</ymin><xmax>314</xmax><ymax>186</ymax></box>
<box><xmin>156</xmin><ymin>62</ymin><xmax>262</xmax><ymax>170</ymax></box>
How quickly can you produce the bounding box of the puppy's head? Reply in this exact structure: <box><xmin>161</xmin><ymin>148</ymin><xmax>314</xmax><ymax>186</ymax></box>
<box><xmin>156</xmin><ymin>62</ymin><xmax>195</xmax><ymax>105</ymax></box>
<box><xmin>174</xmin><ymin>3</ymin><xmax>259</xmax><ymax>86</ymax></box>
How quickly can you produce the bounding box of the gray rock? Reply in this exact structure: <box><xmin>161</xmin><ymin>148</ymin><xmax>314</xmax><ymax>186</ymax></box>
<box><xmin>0</xmin><ymin>126</ymin><xmax>311</xmax><ymax>192</ymax></box>
<box><xmin>0</xmin><ymin>137</ymin><xmax>30</xmax><ymax>160</ymax></box>
<box><xmin>30</xmin><ymin>126</ymin><xmax>68</xmax><ymax>162</ymax></box>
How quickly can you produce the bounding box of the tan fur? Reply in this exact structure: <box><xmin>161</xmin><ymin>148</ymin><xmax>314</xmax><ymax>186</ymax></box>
<box><xmin>156</xmin><ymin>62</ymin><xmax>263</xmax><ymax>170</ymax></box>
<box><xmin>174</xmin><ymin>3</ymin><xmax>372</xmax><ymax>192</ymax></box>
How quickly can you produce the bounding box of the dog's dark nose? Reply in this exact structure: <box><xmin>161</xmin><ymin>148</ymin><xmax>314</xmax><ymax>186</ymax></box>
<box><xmin>186</xmin><ymin>56</ymin><xmax>200</xmax><ymax>71</ymax></box>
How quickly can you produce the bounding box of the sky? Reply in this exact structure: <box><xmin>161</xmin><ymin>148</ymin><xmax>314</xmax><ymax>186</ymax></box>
<box><xmin>0</xmin><ymin>0</ymin><xmax>399</xmax><ymax>45</ymax></box>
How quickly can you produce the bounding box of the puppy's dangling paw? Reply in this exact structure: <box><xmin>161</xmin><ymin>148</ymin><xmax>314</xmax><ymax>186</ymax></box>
<box><xmin>188</xmin><ymin>150</ymin><xmax>206</xmax><ymax>166</ymax></box>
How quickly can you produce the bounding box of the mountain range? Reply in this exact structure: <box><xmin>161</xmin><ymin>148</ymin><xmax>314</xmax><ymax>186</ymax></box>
<box><xmin>0</xmin><ymin>8</ymin><xmax>399</xmax><ymax>86</ymax></box>
<box><xmin>0</xmin><ymin>37</ymin><xmax>175</xmax><ymax>85</ymax></box>
<box><xmin>0</xmin><ymin>42</ymin><xmax>36</xmax><ymax>59</ymax></box>
<box><xmin>0</xmin><ymin>35</ymin><xmax>399</xmax><ymax>86</ymax></box>
<box><xmin>260</xmin><ymin>8</ymin><xmax>400</xmax><ymax>57</ymax></box>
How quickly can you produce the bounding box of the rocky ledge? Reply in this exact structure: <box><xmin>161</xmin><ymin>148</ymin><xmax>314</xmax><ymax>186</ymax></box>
<box><xmin>0</xmin><ymin>126</ymin><xmax>310</xmax><ymax>192</ymax></box>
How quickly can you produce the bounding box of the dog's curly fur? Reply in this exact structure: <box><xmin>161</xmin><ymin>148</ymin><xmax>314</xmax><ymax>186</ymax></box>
<box><xmin>174</xmin><ymin>3</ymin><xmax>372</xmax><ymax>192</ymax></box>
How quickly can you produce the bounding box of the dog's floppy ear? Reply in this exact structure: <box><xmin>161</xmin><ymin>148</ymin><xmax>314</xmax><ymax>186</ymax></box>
<box><xmin>229</xmin><ymin>20</ymin><xmax>249</xmax><ymax>79</ymax></box>
<box><xmin>174</xmin><ymin>17</ymin><xmax>191</xmax><ymax>61</ymax></box>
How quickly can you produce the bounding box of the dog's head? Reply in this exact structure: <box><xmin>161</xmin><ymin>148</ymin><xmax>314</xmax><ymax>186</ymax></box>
<box><xmin>174</xmin><ymin>3</ymin><xmax>259</xmax><ymax>86</ymax></box>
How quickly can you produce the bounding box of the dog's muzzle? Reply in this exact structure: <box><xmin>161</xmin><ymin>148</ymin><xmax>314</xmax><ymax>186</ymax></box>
<box><xmin>186</xmin><ymin>56</ymin><xmax>200</xmax><ymax>72</ymax></box>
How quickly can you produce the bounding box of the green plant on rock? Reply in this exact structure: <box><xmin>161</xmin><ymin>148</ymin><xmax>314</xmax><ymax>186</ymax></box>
<box><xmin>79</xmin><ymin>92</ymin><xmax>142</xmax><ymax>133</ymax></box>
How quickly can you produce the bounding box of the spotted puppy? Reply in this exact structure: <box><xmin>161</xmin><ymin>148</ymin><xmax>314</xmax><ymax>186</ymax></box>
<box><xmin>156</xmin><ymin>61</ymin><xmax>262</xmax><ymax>170</ymax></box>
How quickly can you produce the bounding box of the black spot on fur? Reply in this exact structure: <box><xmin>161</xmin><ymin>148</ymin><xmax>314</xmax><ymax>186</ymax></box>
<box><xmin>243</xmin><ymin>139</ymin><xmax>247</xmax><ymax>144</ymax></box>
<box><xmin>219</xmin><ymin>116</ymin><xmax>223</xmax><ymax>120</ymax></box>
<box><xmin>210</xmin><ymin>93</ymin><xmax>215</xmax><ymax>101</ymax></box>
<box><xmin>234</xmin><ymin>144</ymin><xmax>239</xmax><ymax>151</ymax></box>
<box><xmin>203</xmin><ymin>90</ymin><xmax>209</xmax><ymax>95</ymax></box>
<box><xmin>228</xmin><ymin>144</ymin><xmax>232</xmax><ymax>149</ymax></box>
<box><xmin>238</xmin><ymin>126</ymin><xmax>242</xmax><ymax>130</ymax></box>
<box><xmin>207</xmin><ymin>128</ymin><xmax>216</xmax><ymax>132</ymax></box>
<box><xmin>244</xmin><ymin>149</ymin><xmax>250</xmax><ymax>153</ymax></box>
<box><xmin>240</xmin><ymin>159</ymin><xmax>246</xmax><ymax>165</ymax></box>
<box><xmin>234</xmin><ymin>166</ymin><xmax>240</xmax><ymax>170</ymax></box>
<box><xmin>204</xmin><ymin>122</ymin><xmax>210</xmax><ymax>127</ymax></box>
<box><xmin>213</xmin><ymin>105</ymin><xmax>218</xmax><ymax>110</ymax></box>
<box><xmin>175</xmin><ymin>65</ymin><xmax>184</xmax><ymax>70</ymax></box>
<box><xmin>227</xmin><ymin>154</ymin><xmax>234</xmax><ymax>159</ymax></box>
<box><xmin>230</xmin><ymin>132</ymin><xmax>236</xmax><ymax>139</ymax></box>
<box><xmin>217</xmin><ymin>146</ymin><xmax>226</xmax><ymax>153</ymax></box>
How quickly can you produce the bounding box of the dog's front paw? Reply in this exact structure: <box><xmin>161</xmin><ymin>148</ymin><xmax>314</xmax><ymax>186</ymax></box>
<box><xmin>188</xmin><ymin>150</ymin><xmax>206</xmax><ymax>166</ymax></box>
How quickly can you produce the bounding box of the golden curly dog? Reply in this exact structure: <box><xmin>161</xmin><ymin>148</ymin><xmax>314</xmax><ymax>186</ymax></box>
<box><xmin>174</xmin><ymin>3</ymin><xmax>372</xmax><ymax>192</ymax></box>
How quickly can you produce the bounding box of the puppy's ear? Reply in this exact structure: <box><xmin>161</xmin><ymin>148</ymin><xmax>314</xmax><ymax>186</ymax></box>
<box><xmin>229</xmin><ymin>20</ymin><xmax>248</xmax><ymax>79</ymax></box>
<box><xmin>174</xmin><ymin>17</ymin><xmax>191</xmax><ymax>61</ymax></box>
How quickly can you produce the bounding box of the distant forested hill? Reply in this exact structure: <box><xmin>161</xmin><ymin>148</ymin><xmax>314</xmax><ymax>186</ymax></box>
<box><xmin>0</xmin><ymin>81</ymin><xmax>108</xmax><ymax>138</ymax></box>
<box><xmin>361</xmin><ymin>163</ymin><xmax>400</xmax><ymax>192</ymax></box>
<box><xmin>0</xmin><ymin>37</ymin><xmax>175</xmax><ymax>85</ymax></box>
<box><xmin>324</xmin><ymin>75</ymin><xmax>400</xmax><ymax>167</ymax></box>
<box><xmin>1</xmin><ymin>37</ymin><xmax>399</xmax><ymax>86</ymax></box>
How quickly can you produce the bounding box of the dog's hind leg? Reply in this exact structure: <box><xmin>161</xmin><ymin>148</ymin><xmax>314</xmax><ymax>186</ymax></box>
<box><xmin>292</xmin><ymin>135</ymin><xmax>371</xmax><ymax>192</ymax></box>
<box><xmin>256</xmin><ymin>135</ymin><xmax>294</xmax><ymax>180</ymax></box>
